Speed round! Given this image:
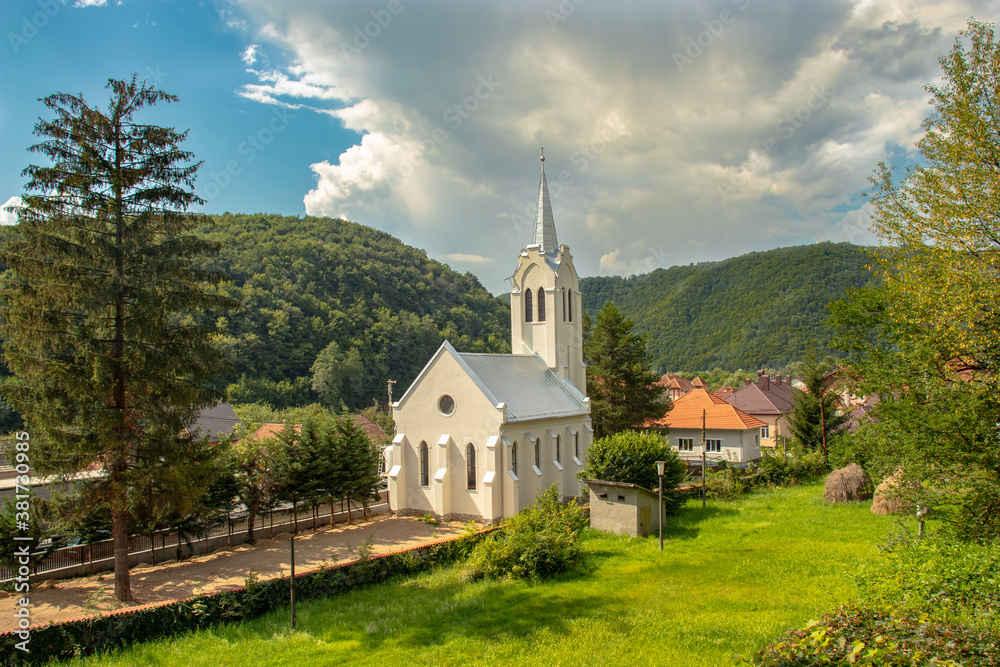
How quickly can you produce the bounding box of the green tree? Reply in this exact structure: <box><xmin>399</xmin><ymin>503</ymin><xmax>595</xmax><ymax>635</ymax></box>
<box><xmin>584</xmin><ymin>303</ymin><xmax>667</xmax><ymax>438</ymax></box>
<box><xmin>229</xmin><ymin>422</ymin><xmax>285</xmax><ymax>545</ymax></box>
<box><xmin>786</xmin><ymin>353</ymin><xmax>848</xmax><ymax>461</ymax></box>
<box><xmin>0</xmin><ymin>76</ymin><xmax>233</xmax><ymax>600</ymax></box>
<box><xmin>830</xmin><ymin>19</ymin><xmax>1000</xmax><ymax>540</ymax></box>
<box><xmin>579</xmin><ymin>430</ymin><xmax>687</xmax><ymax>515</ymax></box>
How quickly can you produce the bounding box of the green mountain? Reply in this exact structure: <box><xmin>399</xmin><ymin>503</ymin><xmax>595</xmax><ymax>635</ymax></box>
<box><xmin>580</xmin><ymin>242</ymin><xmax>875</xmax><ymax>373</ymax></box>
<box><xmin>194</xmin><ymin>213</ymin><xmax>511</xmax><ymax>409</ymax></box>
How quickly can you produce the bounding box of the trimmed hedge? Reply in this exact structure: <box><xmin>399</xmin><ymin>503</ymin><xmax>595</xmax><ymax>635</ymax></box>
<box><xmin>1</xmin><ymin>528</ymin><xmax>496</xmax><ymax>665</ymax></box>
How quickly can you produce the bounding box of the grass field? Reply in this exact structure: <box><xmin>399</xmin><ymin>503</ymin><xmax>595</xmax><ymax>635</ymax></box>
<box><xmin>73</xmin><ymin>482</ymin><xmax>898</xmax><ymax>667</ymax></box>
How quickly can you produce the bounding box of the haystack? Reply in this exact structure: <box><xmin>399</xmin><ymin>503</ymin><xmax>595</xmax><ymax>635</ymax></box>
<box><xmin>871</xmin><ymin>471</ymin><xmax>915</xmax><ymax>515</ymax></box>
<box><xmin>823</xmin><ymin>463</ymin><xmax>872</xmax><ymax>503</ymax></box>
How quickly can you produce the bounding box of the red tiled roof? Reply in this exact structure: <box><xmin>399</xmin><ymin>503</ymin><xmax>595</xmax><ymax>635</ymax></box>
<box><xmin>655</xmin><ymin>373</ymin><xmax>695</xmax><ymax>391</ymax></box>
<box><xmin>647</xmin><ymin>389</ymin><xmax>766</xmax><ymax>430</ymax></box>
<box><xmin>253</xmin><ymin>422</ymin><xmax>299</xmax><ymax>440</ymax></box>
<box><xmin>353</xmin><ymin>414</ymin><xmax>388</xmax><ymax>442</ymax></box>
<box><xmin>714</xmin><ymin>385</ymin><xmax>735</xmax><ymax>400</ymax></box>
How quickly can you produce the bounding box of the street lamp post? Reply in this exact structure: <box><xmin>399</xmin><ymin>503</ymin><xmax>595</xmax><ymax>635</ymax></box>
<box><xmin>656</xmin><ymin>460</ymin><xmax>666</xmax><ymax>552</ymax></box>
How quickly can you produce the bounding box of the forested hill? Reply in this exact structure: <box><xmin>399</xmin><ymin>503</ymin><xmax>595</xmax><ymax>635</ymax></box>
<box><xmin>580</xmin><ymin>242</ymin><xmax>875</xmax><ymax>373</ymax></box>
<box><xmin>196</xmin><ymin>213</ymin><xmax>510</xmax><ymax>409</ymax></box>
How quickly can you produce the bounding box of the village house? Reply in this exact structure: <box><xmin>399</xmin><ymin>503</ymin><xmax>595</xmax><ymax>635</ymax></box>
<box><xmin>386</xmin><ymin>153</ymin><xmax>592</xmax><ymax>522</ymax></box>
<box><xmin>649</xmin><ymin>388</ymin><xmax>765</xmax><ymax>466</ymax></box>
<box><xmin>724</xmin><ymin>371</ymin><xmax>799</xmax><ymax>449</ymax></box>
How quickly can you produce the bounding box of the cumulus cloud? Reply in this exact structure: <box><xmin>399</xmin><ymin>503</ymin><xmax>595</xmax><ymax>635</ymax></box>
<box><xmin>233</xmin><ymin>0</ymin><xmax>992</xmax><ymax>291</ymax></box>
<box><xmin>241</xmin><ymin>44</ymin><xmax>259</xmax><ymax>66</ymax></box>
<box><xmin>1</xmin><ymin>197</ymin><xmax>23</xmax><ymax>226</ymax></box>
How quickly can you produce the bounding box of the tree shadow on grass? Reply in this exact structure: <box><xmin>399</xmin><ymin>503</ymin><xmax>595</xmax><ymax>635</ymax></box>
<box><xmin>662</xmin><ymin>504</ymin><xmax>738</xmax><ymax>541</ymax></box>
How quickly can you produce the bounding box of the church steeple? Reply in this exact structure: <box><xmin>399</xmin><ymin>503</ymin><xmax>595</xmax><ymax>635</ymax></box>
<box><xmin>531</xmin><ymin>148</ymin><xmax>558</xmax><ymax>253</ymax></box>
<box><xmin>511</xmin><ymin>151</ymin><xmax>585</xmax><ymax>395</ymax></box>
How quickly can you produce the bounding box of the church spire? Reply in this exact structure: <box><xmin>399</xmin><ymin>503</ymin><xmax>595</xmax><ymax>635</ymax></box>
<box><xmin>531</xmin><ymin>148</ymin><xmax>558</xmax><ymax>253</ymax></box>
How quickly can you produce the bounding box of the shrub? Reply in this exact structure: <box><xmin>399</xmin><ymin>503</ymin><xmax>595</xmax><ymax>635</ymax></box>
<box><xmin>464</xmin><ymin>485</ymin><xmax>588</xmax><ymax>581</ymax></box>
<box><xmin>579</xmin><ymin>430</ymin><xmax>687</xmax><ymax>514</ymax></box>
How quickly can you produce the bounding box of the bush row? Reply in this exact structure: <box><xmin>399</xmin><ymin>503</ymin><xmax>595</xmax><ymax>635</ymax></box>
<box><xmin>736</xmin><ymin>535</ymin><xmax>1000</xmax><ymax>666</ymax></box>
<box><xmin>1</xmin><ymin>529</ymin><xmax>495</xmax><ymax>665</ymax></box>
<box><xmin>704</xmin><ymin>451</ymin><xmax>829</xmax><ymax>501</ymax></box>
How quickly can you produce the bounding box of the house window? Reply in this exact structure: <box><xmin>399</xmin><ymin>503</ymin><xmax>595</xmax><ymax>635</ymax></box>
<box><xmin>419</xmin><ymin>441</ymin><xmax>429</xmax><ymax>487</ymax></box>
<box><xmin>760</xmin><ymin>425</ymin><xmax>770</xmax><ymax>439</ymax></box>
<box><xmin>706</xmin><ymin>439</ymin><xmax>722</xmax><ymax>453</ymax></box>
<box><xmin>537</xmin><ymin>288</ymin><xmax>546</xmax><ymax>321</ymax></box>
<box><xmin>678</xmin><ymin>438</ymin><xmax>694</xmax><ymax>452</ymax></box>
<box><xmin>466</xmin><ymin>443</ymin><xmax>476</xmax><ymax>490</ymax></box>
<box><xmin>534</xmin><ymin>439</ymin><xmax>540</xmax><ymax>468</ymax></box>
<box><xmin>511</xmin><ymin>442</ymin><xmax>518</xmax><ymax>475</ymax></box>
<box><xmin>524</xmin><ymin>288</ymin><xmax>533</xmax><ymax>323</ymax></box>
<box><xmin>555</xmin><ymin>434</ymin><xmax>561</xmax><ymax>463</ymax></box>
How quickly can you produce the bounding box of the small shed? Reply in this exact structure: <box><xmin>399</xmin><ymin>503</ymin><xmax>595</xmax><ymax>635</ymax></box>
<box><xmin>583</xmin><ymin>479</ymin><xmax>664</xmax><ymax>538</ymax></box>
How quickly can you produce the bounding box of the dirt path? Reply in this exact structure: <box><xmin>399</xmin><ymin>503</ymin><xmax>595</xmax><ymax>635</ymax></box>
<box><xmin>0</xmin><ymin>514</ymin><xmax>470</xmax><ymax>631</ymax></box>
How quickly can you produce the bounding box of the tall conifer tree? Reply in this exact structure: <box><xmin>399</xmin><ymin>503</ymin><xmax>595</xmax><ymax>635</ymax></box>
<box><xmin>584</xmin><ymin>303</ymin><xmax>667</xmax><ymax>438</ymax></box>
<box><xmin>0</xmin><ymin>76</ymin><xmax>232</xmax><ymax>601</ymax></box>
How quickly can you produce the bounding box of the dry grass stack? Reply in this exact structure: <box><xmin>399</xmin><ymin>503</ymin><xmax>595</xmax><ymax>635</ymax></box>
<box><xmin>823</xmin><ymin>463</ymin><xmax>873</xmax><ymax>503</ymax></box>
<box><xmin>871</xmin><ymin>471</ymin><xmax>915</xmax><ymax>515</ymax></box>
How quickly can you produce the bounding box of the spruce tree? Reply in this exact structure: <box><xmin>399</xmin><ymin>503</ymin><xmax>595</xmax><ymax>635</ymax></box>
<box><xmin>584</xmin><ymin>303</ymin><xmax>667</xmax><ymax>438</ymax></box>
<box><xmin>786</xmin><ymin>354</ymin><xmax>848</xmax><ymax>460</ymax></box>
<box><xmin>0</xmin><ymin>76</ymin><xmax>232</xmax><ymax>601</ymax></box>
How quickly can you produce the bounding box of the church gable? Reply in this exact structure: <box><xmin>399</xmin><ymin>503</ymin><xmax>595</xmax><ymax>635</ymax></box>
<box><xmin>393</xmin><ymin>340</ymin><xmax>502</xmax><ymax>423</ymax></box>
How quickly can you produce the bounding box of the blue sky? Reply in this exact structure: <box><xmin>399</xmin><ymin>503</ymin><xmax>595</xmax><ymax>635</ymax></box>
<box><xmin>1</xmin><ymin>0</ymin><xmax>996</xmax><ymax>294</ymax></box>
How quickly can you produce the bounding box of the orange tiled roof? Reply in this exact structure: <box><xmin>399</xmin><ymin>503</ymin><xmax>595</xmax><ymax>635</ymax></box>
<box><xmin>647</xmin><ymin>388</ymin><xmax>766</xmax><ymax>430</ymax></box>
<box><xmin>253</xmin><ymin>422</ymin><xmax>299</xmax><ymax>440</ymax></box>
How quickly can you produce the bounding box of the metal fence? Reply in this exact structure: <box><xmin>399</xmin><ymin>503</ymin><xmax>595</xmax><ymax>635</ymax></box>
<box><xmin>1</xmin><ymin>495</ymin><xmax>386</xmax><ymax>582</ymax></box>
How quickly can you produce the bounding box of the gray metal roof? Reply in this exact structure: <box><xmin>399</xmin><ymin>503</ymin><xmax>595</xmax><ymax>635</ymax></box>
<box><xmin>531</xmin><ymin>150</ymin><xmax>559</xmax><ymax>254</ymax></box>
<box><xmin>458</xmin><ymin>349</ymin><xmax>588</xmax><ymax>423</ymax></box>
<box><xmin>185</xmin><ymin>402</ymin><xmax>240</xmax><ymax>442</ymax></box>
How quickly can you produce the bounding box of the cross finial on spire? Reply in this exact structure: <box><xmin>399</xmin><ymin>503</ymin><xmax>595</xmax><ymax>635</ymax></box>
<box><xmin>540</xmin><ymin>147</ymin><xmax>545</xmax><ymax>171</ymax></box>
<box><xmin>532</xmin><ymin>149</ymin><xmax>557</xmax><ymax>252</ymax></box>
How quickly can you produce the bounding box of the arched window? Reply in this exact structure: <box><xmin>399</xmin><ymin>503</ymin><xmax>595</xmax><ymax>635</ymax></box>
<box><xmin>562</xmin><ymin>291</ymin><xmax>567</xmax><ymax>321</ymax></box>
<box><xmin>466</xmin><ymin>443</ymin><xmax>476</xmax><ymax>490</ymax></box>
<box><xmin>537</xmin><ymin>287</ymin><xmax>546</xmax><ymax>322</ymax></box>
<box><xmin>524</xmin><ymin>288</ymin><xmax>533</xmax><ymax>323</ymax></box>
<box><xmin>568</xmin><ymin>291</ymin><xmax>573</xmax><ymax>322</ymax></box>
<box><xmin>419</xmin><ymin>441</ymin><xmax>429</xmax><ymax>487</ymax></box>
<box><xmin>534</xmin><ymin>439</ymin><xmax>540</xmax><ymax>468</ymax></box>
<box><xmin>574</xmin><ymin>432</ymin><xmax>579</xmax><ymax>459</ymax></box>
<box><xmin>555</xmin><ymin>434</ymin><xmax>561</xmax><ymax>463</ymax></box>
<box><xmin>511</xmin><ymin>442</ymin><xmax>518</xmax><ymax>475</ymax></box>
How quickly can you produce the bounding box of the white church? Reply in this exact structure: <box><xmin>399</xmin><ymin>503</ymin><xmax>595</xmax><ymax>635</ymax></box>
<box><xmin>386</xmin><ymin>152</ymin><xmax>593</xmax><ymax>522</ymax></box>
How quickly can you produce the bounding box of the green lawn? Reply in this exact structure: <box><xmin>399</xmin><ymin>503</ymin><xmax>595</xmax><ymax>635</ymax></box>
<box><xmin>73</xmin><ymin>482</ymin><xmax>898</xmax><ymax>666</ymax></box>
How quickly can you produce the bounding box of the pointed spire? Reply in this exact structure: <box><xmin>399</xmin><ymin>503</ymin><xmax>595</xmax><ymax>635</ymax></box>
<box><xmin>532</xmin><ymin>148</ymin><xmax>558</xmax><ymax>253</ymax></box>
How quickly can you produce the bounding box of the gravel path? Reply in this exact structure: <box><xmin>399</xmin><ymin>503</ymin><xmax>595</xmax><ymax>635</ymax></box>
<box><xmin>0</xmin><ymin>514</ymin><xmax>469</xmax><ymax>631</ymax></box>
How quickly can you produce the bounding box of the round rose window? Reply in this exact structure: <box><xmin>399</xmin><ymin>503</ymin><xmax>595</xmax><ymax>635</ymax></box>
<box><xmin>438</xmin><ymin>394</ymin><xmax>455</xmax><ymax>415</ymax></box>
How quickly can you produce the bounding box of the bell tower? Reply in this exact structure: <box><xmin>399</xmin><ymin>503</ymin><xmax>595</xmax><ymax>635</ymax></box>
<box><xmin>510</xmin><ymin>150</ymin><xmax>586</xmax><ymax>395</ymax></box>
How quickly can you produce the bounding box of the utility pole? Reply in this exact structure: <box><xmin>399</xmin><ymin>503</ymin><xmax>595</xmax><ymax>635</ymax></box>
<box><xmin>820</xmin><ymin>395</ymin><xmax>828</xmax><ymax>465</ymax></box>
<box><xmin>387</xmin><ymin>379</ymin><xmax>396</xmax><ymax>409</ymax></box>
<box><xmin>290</xmin><ymin>535</ymin><xmax>296</xmax><ymax>629</ymax></box>
<box><xmin>701</xmin><ymin>409</ymin><xmax>707</xmax><ymax>509</ymax></box>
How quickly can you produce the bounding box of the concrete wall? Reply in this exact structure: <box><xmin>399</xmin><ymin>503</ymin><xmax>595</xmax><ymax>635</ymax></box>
<box><xmin>587</xmin><ymin>483</ymin><xmax>662</xmax><ymax>537</ymax></box>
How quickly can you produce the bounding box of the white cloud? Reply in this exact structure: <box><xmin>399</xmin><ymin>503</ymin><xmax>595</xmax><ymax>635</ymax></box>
<box><xmin>74</xmin><ymin>0</ymin><xmax>107</xmax><ymax>7</ymax></box>
<box><xmin>241</xmin><ymin>44</ymin><xmax>259</xmax><ymax>66</ymax></box>
<box><xmin>1</xmin><ymin>197</ymin><xmax>23</xmax><ymax>225</ymax></box>
<box><xmin>444</xmin><ymin>253</ymin><xmax>492</xmax><ymax>264</ymax></box>
<box><xmin>233</xmin><ymin>0</ymin><xmax>994</xmax><ymax>291</ymax></box>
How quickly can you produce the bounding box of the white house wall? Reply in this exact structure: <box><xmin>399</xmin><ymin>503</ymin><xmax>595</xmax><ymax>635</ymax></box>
<box><xmin>666</xmin><ymin>427</ymin><xmax>761</xmax><ymax>465</ymax></box>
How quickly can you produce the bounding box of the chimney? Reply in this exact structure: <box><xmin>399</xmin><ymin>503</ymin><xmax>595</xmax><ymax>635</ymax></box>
<box><xmin>785</xmin><ymin>374</ymin><xmax>792</xmax><ymax>386</ymax></box>
<box><xmin>757</xmin><ymin>369</ymin><xmax>765</xmax><ymax>377</ymax></box>
<box><xmin>761</xmin><ymin>374</ymin><xmax>770</xmax><ymax>391</ymax></box>
<box><xmin>774</xmin><ymin>375</ymin><xmax>782</xmax><ymax>387</ymax></box>
<box><xmin>745</xmin><ymin>378</ymin><xmax>752</xmax><ymax>387</ymax></box>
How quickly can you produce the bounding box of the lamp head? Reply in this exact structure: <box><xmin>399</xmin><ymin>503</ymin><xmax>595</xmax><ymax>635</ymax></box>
<box><xmin>656</xmin><ymin>460</ymin><xmax>666</xmax><ymax>476</ymax></box>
